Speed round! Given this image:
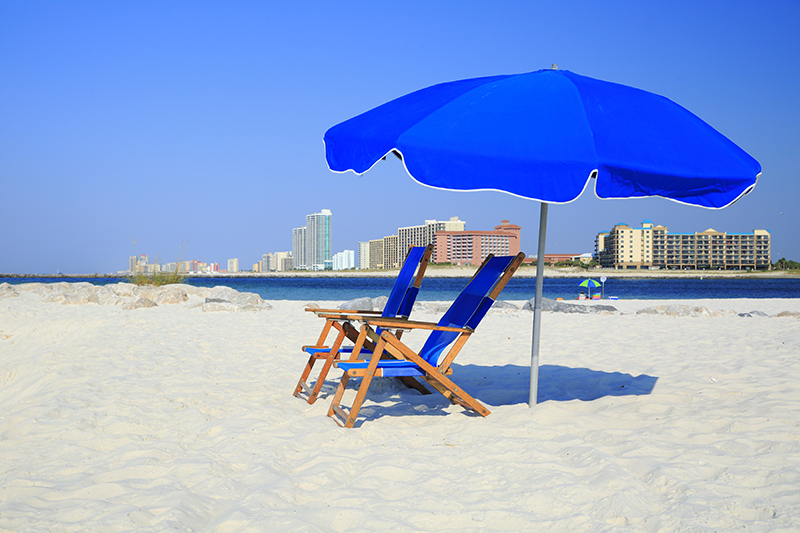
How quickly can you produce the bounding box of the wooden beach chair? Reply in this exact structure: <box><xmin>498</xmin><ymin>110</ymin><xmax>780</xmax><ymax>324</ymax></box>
<box><xmin>323</xmin><ymin>252</ymin><xmax>525</xmax><ymax>428</ymax></box>
<box><xmin>293</xmin><ymin>245</ymin><xmax>432</xmax><ymax>404</ymax></box>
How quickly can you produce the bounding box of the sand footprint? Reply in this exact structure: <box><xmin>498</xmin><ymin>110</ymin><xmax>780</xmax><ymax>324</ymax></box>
<box><xmin>0</xmin><ymin>369</ymin><xmax>17</xmax><ymax>387</ymax></box>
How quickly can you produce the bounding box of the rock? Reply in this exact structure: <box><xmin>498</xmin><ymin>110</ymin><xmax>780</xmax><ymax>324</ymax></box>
<box><xmin>0</xmin><ymin>283</ymin><xmax>19</xmax><ymax>298</ymax></box>
<box><xmin>111</xmin><ymin>283</ymin><xmax>139</xmax><ymax>298</ymax></box>
<box><xmin>207</xmin><ymin>286</ymin><xmax>240</xmax><ymax>302</ymax></box>
<box><xmin>95</xmin><ymin>286</ymin><xmax>123</xmax><ymax>305</ymax></box>
<box><xmin>8</xmin><ymin>281</ymin><xmax>274</xmax><ymax>310</ymax></box>
<box><xmin>373</xmin><ymin>295</ymin><xmax>389</xmax><ymax>311</ymax></box>
<box><xmin>412</xmin><ymin>302</ymin><xmax>451</xmax><ymax>314</ymax></box>
<box><xmin>171</xmin><ymin>284</ymin><xmax>208</xmax><ymax>298</ymax></box>
<box><xmin>202</xmin><ymin>300</ymin><xmax>238</xmax><ymax>312</ymax></box>
<box><xmin>339</xmin><ymin>297</ymin><xmax>375</xmax><ymax>311</ymax></box>
<box><xmin>775</xmin><ymin>311</ymin><xmax>800</xmax><ymax>318</ymax></box>
<box><xmin>61</xmin><ymin>289</ymin><xmax>95</xmax><ymax>305</ymax></box>
<box><xmin>738</xmin><ymin>310</ymin><xmax>769</xmax><ymax>318</ymax></box>
<box><xmin>636</xmin><ymin>305</ymin><xmax>734</xmax><ymax>317</ymax></box>
<box><xmin>202</xmin><ymin>295</ymin><xmax>271</xmax><ymax>312</ymax></box>
<box><xmin>153</xmin><ymin>286</ymin><xmax>188</xmax><ymax>305</ymax></box>
<box><xmin>123</xmin><ymin>298</ymin><xmax>158</xmax><ymax>310</ymax></box>
<box><xmin>305</xmin><ymin>302</ymin><xmax>320</xmax><ymax>309</ymax></box>
<box><xmin>230</xmin><ymin>292</ymin><xmax>264</xmax><ymax>307</ymax></box>
<box><xmin>523</xmin><ymin>297</ymin><xmax>616</xmax><ymax>314</ymax></box>
<box><xmin>491</xmin><ymin>300</ymin><xmax>519</xmax><ymax>310</ymax></box>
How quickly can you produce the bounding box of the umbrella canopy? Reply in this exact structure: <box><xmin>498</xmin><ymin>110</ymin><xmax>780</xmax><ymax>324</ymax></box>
<box><xmin>579</xmin><ymin>279</ymin><xmax>601</xmax><ymax>288</ymax></box>
<box><xmin>325</xmin><ymin>68</ymin><xmax>760</xmax><ymax>208</ymax></box>
<box><xmin>324</xmin><ymin>67</ymin><xmax>761</xmax><ymax>408</ymax></box>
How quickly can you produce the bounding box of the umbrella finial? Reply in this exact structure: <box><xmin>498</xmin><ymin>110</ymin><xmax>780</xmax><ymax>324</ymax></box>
<box><xmin>551</xmin><ymin>63</ymin><xmax>558</xmax><ymax>70</ymax></box>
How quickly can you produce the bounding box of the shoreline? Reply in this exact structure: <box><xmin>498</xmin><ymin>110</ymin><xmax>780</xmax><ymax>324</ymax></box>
<box><xmin>2</xmin><ymin>267</ymin><xmax>799</xmax><ymax>280</ymax></box>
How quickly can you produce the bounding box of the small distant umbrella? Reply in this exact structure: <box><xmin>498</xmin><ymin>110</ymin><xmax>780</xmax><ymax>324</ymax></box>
<box><xmin>579</xmin><ymin>279</ymin><xmax>601</xmax><ymax>297</ymax></box>
<box><xmin>323</xmin><ymin>67</ymin><xmax>760</xmax><ymax>408</ymax></box>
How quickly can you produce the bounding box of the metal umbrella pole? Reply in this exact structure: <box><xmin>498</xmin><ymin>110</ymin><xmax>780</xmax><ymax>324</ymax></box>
<box><xmin>530</xmin><ymin>201</ymin><xmax>548</xmax><ymax>407</ymax></box>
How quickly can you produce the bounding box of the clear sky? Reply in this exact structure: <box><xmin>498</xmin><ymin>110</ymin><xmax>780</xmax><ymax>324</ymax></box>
<box><xmin>1</xmin><ymin>1</ymin><xmax>798</xmax><ymax>274</ymax></box>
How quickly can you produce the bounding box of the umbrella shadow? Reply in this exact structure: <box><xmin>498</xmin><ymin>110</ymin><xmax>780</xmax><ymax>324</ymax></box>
<box><xmin>322</xmin><ymin>364</ymin><xmax>658</xmax><ymax>427</ymax></box>
<box><xmin>452</xmin><ymin>363</ymin><xmax>658</xmax><ymax>406</ymax></box>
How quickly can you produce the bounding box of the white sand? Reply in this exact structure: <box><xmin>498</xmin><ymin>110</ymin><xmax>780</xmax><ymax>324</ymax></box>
<box><xmin>1</xmin><ymin>284</ymin><xmax>799</xmax><ymax>532</ymax></box>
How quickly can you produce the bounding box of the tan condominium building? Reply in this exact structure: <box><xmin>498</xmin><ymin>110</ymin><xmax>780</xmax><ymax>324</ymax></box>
<box><xmin>596</xmin><ymin>219</ymin><xmax>771</xmax><ymax>270</ymax></box>
<box><xmin>367</xmin><ymin>238</ymin><xmax>385</xmax><ymax>270</ymax></box>
<box><xmin>360</xmin><ymin>217</ymin><xmax>466</xmax><ymax>270</ymax></box>
<box><xmin>433</xmin><ymin>220</ymin><xmax>521</xmax><ymax>266</ymax></box>
<box><xmin>398</xmin><ymin>217</ymin><xmax>466</xmax><ymax>254</ymax></box>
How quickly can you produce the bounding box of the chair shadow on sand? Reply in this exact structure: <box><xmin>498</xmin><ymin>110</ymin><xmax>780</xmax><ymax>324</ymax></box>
<box><xmin>335</xmin><ymin>364</ymin><xmax>658</xmax><ymax>427</ymax></box>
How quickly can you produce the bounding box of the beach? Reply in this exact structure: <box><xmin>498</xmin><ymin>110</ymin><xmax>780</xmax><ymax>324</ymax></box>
<box><xmin>1</xmin><ymin>283</ymin><xmax>799</xmax><ymax>532</ymax></box>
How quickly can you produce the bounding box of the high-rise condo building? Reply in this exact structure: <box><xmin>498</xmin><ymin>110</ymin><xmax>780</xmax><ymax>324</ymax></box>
<box><xmin>227</xmin><ymin>258</ymin><xmax>239</xmax><ymax>273</ymax></box>
<box><xmin>358</xmin><ymin>241</ymin><xmax>370</xmax><ymax>270</ymax></box>
<box><xmin>368</xmin><ymin>238</ymin><xmax>384</xmax><ymax>269</ymax></box>
<box><xmin>292</xmin><ymin>227</ymin><xmax>306</xmax><ymax>270</ymax></box>
<box><xmin>358</xmin><ymin>235</ymin><xmax>400</xmax><ymax>269</ymax></box>
<box><xmin>382</xmin><ymin>235</ymin><xmax>400</xmax><ymax>269</ymax></box>
<box><xmin>596</xmin><ymin>219</ymin><xmax>771</xmax><ymax>270</ymax></box>
<box><xmin>304</xmin><ymin>209</ymin><xmax>332</xmax><ymax>271</ymax></box>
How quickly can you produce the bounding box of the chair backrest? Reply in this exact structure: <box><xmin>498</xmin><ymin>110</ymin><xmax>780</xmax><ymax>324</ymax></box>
<box><xmin>418</xmin><ymin>253</ymin><xmax>524</xmax><ymax>366</ymax></box>
<box><xmin>381</xmin><ymin>245</ymin><xmax>432</xmax><ymax>319</ymax></box>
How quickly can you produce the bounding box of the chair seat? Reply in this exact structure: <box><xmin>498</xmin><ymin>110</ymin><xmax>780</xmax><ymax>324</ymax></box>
<box><xmin>304</xmin><ymin>346</ymin><xmax>355</xmax><ymax>356</ymax></box>
<box><xmin>337</xmin><ymin>359</ymin><xmax>424</xmax><ymax>377</ymax></box>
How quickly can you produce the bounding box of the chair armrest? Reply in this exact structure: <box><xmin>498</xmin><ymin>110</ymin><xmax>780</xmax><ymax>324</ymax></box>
<box><xmin>316</xmin><ymin>311</ymin><xmax>392</xmax><ymax>321</ymax></box>
<box><xmin>361</xmin><ymin>316</ymin><xmax>472</xmax><ymax>333</ymax></box>
<box><xmin>305</xmin><ymin>307</ymin><xmax>381</xmax><ymax>315</ymax></box>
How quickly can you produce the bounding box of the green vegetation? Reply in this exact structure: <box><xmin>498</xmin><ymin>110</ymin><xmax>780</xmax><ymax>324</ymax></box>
<box><xmin>127</xmin><ymin>238</ymin><xmax>188</xmax><ymax>287</ymax></box>
<box><xmin>772</xmin><ymin>258</ymin><xmax>800</xmax><ymax>276</ymax></box>
<box><xmin>128</xmin><ymin>268</ymin><xmax>185</xmax><ymax>287</ymax></box>
<box><xmin>773</xmin><ymin>258</ymin><xmax>800</xmax><ymax>270</ymax></box>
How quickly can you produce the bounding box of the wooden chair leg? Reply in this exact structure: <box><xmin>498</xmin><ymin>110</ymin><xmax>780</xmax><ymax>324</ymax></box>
<box><xmin>327</xmin><ymin>373</ymin><xmax>351</xmax><ymax>425</ymax></box>
<box><xmin>328</xmin><ymin>335</ymin><xmax>387</xmax><ymax>428</ymax></box>
<box><xmin>379</xmin><ymin>331</ymin><xmax>490</xmax><ymax>417</ymax></box>
<box><xmin>293</xmin><ymin>354</ymin><xmax>318</xmax><ymax>398</ymax></box>
<box><xmin>422</xmin><ymin>374</ymin><xmax>490</xmax><ymax>417</ymax></box>
<box><xmin>305</xmin><ymin>327</ymin><xmax>349</xmax><ymax>404</ymax></box>
<box><xmin>294</xmin><ymin>321</ymin><xmax>347</xmax><ymax>403</ymax></box>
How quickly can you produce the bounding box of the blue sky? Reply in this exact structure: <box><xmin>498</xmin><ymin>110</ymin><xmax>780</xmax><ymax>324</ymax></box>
<box><xmin>1</xmin><ymin>1</ymin><xmax>798</xmax><ymax>274</ymax></box>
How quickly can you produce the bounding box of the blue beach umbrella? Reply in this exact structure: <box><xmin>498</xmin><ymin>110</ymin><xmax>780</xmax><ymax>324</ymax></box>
<box><xmin>324</xmin><ymin>67</ymin><xmax>761</xmax><ymax>408</ymax></box>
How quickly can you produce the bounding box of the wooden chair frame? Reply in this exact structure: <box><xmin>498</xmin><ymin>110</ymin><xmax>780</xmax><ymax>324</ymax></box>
<box><xmin>293</xmin><ymin>245</ymin><xmax>432</xmax><ymax>403</ymax></box>
<box><xmin>326</xmin><ymin>253</ymin><xmax>524</xmax><ymax>428</ymax></box>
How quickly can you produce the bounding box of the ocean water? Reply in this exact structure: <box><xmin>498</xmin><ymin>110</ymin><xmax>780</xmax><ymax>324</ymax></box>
<box><xmin>3</xmin><ymin>276</ymin><xmax>800</xmax><ymax>301</ymax></box>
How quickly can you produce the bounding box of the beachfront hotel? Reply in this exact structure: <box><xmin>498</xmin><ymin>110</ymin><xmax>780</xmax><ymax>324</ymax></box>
<box><xmin>596</xmin><ymin>219</ymin><xmax>771</xmax><ymax>270</ymax></box>
<box><xmin>433</xmin><ymin>220</ymin><xmax>521</xmax><ymax>266</ymax></box>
